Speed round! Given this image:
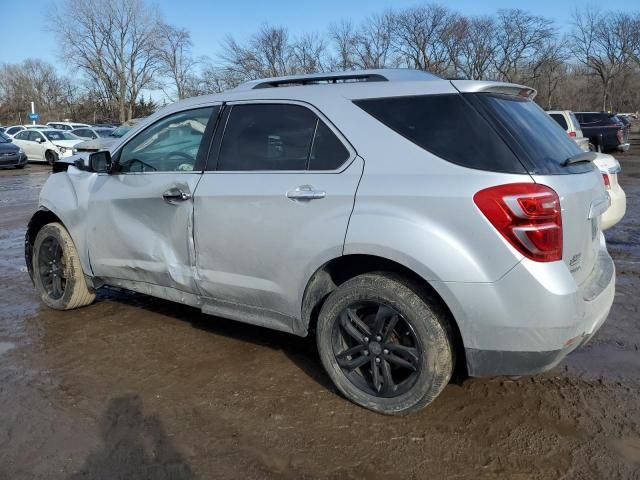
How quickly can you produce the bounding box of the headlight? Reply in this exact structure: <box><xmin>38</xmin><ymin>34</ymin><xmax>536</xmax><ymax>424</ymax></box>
<box><xmin>72</xmin><ymin>148</ymin><xmax>78</xmax><ymax>154</ymax></box>
<box><xmin>58</xmin><ymin>146</ymin><xmax>66</xmax><ymax>153</ymax></box>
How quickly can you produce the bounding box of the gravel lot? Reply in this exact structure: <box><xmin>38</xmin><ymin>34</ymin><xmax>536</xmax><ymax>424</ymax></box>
<box><xmin>1</xmin><ymin>141</ymin><xmax>639</xmax><ymax>479</ymax></box>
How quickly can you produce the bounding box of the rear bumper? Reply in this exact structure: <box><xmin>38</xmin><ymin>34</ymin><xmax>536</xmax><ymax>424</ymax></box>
<box><xmin>0</xmin><ymin>153</ymin><xmax>27</xmax><ymax>168</ymax></box>
<box><xmin>601</xmin><ymin>185</ymin><xmax>626</xmax><ymax>230</ymax></box>
<box><xmin>437</xmin><ymin>238</ymin><xmax>615</xmax><ymax>377</ymax></box>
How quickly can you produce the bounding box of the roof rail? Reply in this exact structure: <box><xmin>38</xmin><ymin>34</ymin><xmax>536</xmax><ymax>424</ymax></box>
<box><xmin>233</xmin><ymin>69</ymin><xmax>439</xmax><ymax>91</ymax></box>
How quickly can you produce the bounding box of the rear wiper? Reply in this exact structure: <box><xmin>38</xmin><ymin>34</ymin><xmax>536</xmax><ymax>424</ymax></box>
<box><xmin>563</xmin><ymin>151</ymin><xmax>597</xmax><ymax>167</ymax></box>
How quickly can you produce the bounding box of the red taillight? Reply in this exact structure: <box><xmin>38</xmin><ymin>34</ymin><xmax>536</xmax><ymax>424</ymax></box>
<box><xmin>474</xmin><ymin>183</ymin><xmax>562</xmax><ymax>262</ymax></box>
<box><xmin>568</xmin><ymin>131</ymin><xmax>576</xmax><ymax>138</ymax></box>
<box><xmin>602</xmin><ymin>173</ymin><xmax>611</xmax><ymax>189</ymax></box>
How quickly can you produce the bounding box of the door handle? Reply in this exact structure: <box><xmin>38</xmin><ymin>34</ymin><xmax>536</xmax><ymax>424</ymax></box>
<box><xmin>286</xmin><ymin>185</ymin><xmax>326</xmax><ymax>201</ymax></box>
<box><xmin>163</xmin><ymin>187</ymin><xmax>192</xmax><ymax>204</ymax></box>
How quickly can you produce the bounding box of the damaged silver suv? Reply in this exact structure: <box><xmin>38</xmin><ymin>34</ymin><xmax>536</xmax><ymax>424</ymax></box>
<box><xmin>26</xmin><ymin>70</ymin><xmax>615</xmax><ymax>415</ymax></box>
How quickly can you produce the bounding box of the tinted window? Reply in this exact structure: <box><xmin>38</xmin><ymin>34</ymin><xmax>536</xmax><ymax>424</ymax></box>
<box><xmin>218</xmin><ymin>104</ymin><xmax>317</xmax><ymax>171</ymax></box>
<box><xmin>7</xmin><ymin>127</ymin><xmax>22</xmax><ymax>135</ymax></box>
<box><xmin>118</xmin><ymin>107</ymin><xmax>214</xmax><ymax>173</ymax></box>
<box><xmin>474</xmin><ymin>94</ymin><xmax>589</xmax><ymax>175</ymax></box>
<box><xmin>354</xmin><ymin>94</ymin><xmax>525</xmax><ymax>173</ymax></box>
<box><xmin>44</xmin><ymin>131</ymin><xmax>78</xmax><ymax>141</ymax></box>
<box><xmin>549</xmin><ymin>113</ymin><xmax>568</xmax><ymax>130</ymax></box>
<box><xmin>309</xmin><ymin>121</ymin><xmax>350</xmax><ymax>170</ymax></box>
<box><xmin>14</xmin><ymin>131</ymin><xmax>29</xmax><ymax>140</ymax></box>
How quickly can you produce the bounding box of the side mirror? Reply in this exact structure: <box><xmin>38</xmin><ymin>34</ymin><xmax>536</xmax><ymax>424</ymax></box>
<box><xmin>35</xmin><ymin>137</ymin><xmax>43</xmax><ymax>143</ymax></box>
<box><xmin>89</xmin><ymin>150</ymin><xmax>113</xmax><ymax>173</ymax></box>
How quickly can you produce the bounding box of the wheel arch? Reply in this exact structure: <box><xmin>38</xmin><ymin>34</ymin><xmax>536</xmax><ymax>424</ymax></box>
<box><xmin>301</xmin><ymin>253</ymin><xmax>468</xmax><ymax>378</ymax></box>
<box><xmin>25</xmin><ymin>208</ymin><xmax>63</xmax><ymax>283</ymax></box>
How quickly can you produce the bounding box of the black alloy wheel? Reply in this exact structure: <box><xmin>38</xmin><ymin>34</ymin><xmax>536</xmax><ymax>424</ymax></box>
<box><xmin>332</xmin><ymin>301</ymin><xmax>422</xmax><ymax>398</ymax></box>
<box><xmin>37</xmin><ymin>235</ymin><xmax>67</xmax><ymax>300</ymax></box>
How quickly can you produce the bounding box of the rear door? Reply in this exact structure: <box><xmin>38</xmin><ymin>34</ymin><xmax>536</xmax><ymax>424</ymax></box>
<box><xmin>193</xmin><ymin>101</ymin><xmax>363</xmax><ymax>323</ymax></box>
<box><xmin>86</xmin><ymin>105</ymin><xmax>219</xmax><ymax>293</ymax></box>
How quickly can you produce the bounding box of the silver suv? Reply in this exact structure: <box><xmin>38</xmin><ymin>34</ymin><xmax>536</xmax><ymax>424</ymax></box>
<box><xmin>26</xmin><ymin>70</ymin><xmax>615</xmax><ymax>415</ymax></box>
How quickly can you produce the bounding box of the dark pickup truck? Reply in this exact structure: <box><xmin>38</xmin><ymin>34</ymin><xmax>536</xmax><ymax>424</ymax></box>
<box><xmin>574</xmin><ymin>112</ymin><xmax>630</xmax><ymax>152</ymax></box>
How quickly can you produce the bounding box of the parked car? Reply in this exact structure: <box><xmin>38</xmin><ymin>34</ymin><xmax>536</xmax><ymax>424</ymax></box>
<box><xmin>26</xmin><ymin>69</ymin><xmax>615</xmax><ymax>415</ymax></box>
<box><xmin>547</xmin><ymin>110</ymin><xmax>591</xmax><ymax>151</ymax></box>
<box><xmin>0</xmin><ymin>131</ymin><xmax>27</xmax><ymax>169</ymax></box>
<box><xmin>2</xmin><ymin>125</ymin><xmax>49</xmax><ymax>136</ymax></box>
<box><xmin>46</xmin><ymin>122</ymin><xmax>91</xmax><ymax>131</ymax></box>
<box><xmin>593</xmin><ymin>153</ymin><xmax>626</xmax><ymax>230</ymax></box>
<box><xmin>72</xmin><ymin>118</ymin><xmax>142</xmax><ymax>153</ymax></box>
<box><xmin>574</xmin><ymin>112</ymin><xmax>630</xmax><ymax>152</ymax></box>
<box><xmin>70</xmin><ymin>126</ymin><xmax>115</xmax><ymax>140</ymax></box>
<box><xmin>12</xmin><ymin>129</ymin><xmax>84</xmax><ymax>165</ymax></box>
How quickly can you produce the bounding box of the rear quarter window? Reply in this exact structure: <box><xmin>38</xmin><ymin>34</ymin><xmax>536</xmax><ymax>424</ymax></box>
<box><xmin>354</xmin><ymin>94</ymin><xmax>526</xmax><ymax>174</ymax></box>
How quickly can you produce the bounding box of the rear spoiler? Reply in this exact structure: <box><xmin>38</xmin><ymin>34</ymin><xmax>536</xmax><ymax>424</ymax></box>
<box><xmin>450</xmin><ymin>80</ymin><xmax>537</xmax><ymax>100</ymax></box>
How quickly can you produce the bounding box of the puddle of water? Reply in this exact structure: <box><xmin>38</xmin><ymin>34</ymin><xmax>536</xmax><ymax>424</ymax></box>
<box><xmin>0</xmin><ymin>341</ymin><xmax>16</xmax><ymax>356</ymax></box>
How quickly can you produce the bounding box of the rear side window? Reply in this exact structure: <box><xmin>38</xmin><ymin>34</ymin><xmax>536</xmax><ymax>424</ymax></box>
<box><xmin>217</xmin><ymin>104</ymin><xmax>350</xmax><ymax>171</ymax></box>
<box><xmin>472</xmin><ymin>94</ymin><xmax>589</xmax><ymax>175</ymax></box>
<box><xmin>549</xmin><ymin>113</ymin><xmax>568</xmax><ymax>131</ymax></box>
<box><xmin>354</xmin><ymin>94</ymin><xmax>526</xmax><ymax>173</ymax></box>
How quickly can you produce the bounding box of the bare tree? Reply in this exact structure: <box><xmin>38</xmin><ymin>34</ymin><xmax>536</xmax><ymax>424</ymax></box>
<box><xmin>291</xmin><ymin>32</ymin><xmax>327</xmax><ymax>73</ymax></box>
<box><xmin>450</xmin><ymin>16</ymin><xmax>498</xmax><ymax>80</ymax></box>
<box><xmin>493</xmin><ymin>9</ymin><xmax>554</xmax><ymax>83</ymax></box>
<box><xmin>570</xmin><ymin>8</ymin><xmax>634</xmax><ymax>110</ymax></box>
<box><xmin>393</xmin><ymin>4</ymin><xmax>454</xmax><ymax>75</ymax></box>
<box><xmin>221</xmin><ymin>24</ymin><xmax>293</xmax><ymax>81</ymax></box>
<box><xmin>156</xmin><ymin>23</ymin><xmax>200</xmax><ymax>101</ymax></box>
<box><xmin>48</xmin><ymin>0</ymin><xmax>161</xmax><ymax>122</ymax></box>
<box><xmin>352</xmin><ymin>12</ymin><xmax>397</xmax><ymax>69</ymax></box>
<box><xmin>328</xmin><ymin>20</ymin><xmax>358</xmax><ymax>70</ymax></box>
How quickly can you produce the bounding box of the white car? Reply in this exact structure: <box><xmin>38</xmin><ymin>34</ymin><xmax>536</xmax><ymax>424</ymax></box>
<box><xmin>11</xmin><ymin>129</ymin><xmax>84</xmax><ymax>165</ymax></box>
<box><xmin>2</xmin><ymin>125</ymin><xmax>50</xmax><ymax>137</ymax></box>
<box><xmin>70</xmin><ymin>126</ymin><xmax>115</xmax><ymax>140</ymax></box>
<box><xmin>547</xmin><ymin>110</ymin><xmax>591</xmax><ymax>151</ymax></box>
<box><xmin>46</xmin><ymin>122</ymin><xmax>91</xmax><ymax>131</ymax></box>
<box><xmin>592</xmin><ymin>153</ymin><xmax>626</xmax><ymax>230</ymax></box>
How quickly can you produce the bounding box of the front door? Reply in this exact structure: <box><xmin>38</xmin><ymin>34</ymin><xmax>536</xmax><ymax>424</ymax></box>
<box><xmin>86</xmin><ymin>105</ymin><xmax>219</xmax><ymax>293</ymax></box>
<box><xmin>194</xmin><ymin>102</ymin><xmax>363</xmax><ymax>324</ymax></box>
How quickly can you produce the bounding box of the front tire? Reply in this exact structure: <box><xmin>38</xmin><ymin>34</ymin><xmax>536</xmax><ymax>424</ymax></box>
<box><xmin>32</xmin><ymin>223</ymin><xmax>96</xmax><ymax>310</ymax></box>
<box><xmin>317</xmin><ymin>272</ymin><xmax>453</xmax><ymax>415</ymax></box>
<box><xmin>45</xmin><ymin>150</ymin><xmax>58</xmax><ymax>166</ymax></box>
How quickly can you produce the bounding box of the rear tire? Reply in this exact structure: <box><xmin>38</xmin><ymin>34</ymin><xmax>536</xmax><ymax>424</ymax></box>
<box><xmin>15</xmin><ymin>164</ymin><xmax>25</xmax><ymax>169</ymax></box>
<box><xmin>316</xmin><ymin>272</ymin><xmax>453</xmax><ymax>415</ymax></box>
<box><xmin>32</xmin><ymin>223</ymin><xmax>96</xmax><ymax>310</ymax></box>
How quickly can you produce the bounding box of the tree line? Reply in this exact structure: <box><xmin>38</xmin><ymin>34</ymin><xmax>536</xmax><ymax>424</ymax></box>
<box><xmin>1</xmin><ymin>0</ymin><xmax>639</xmax><ymax>125</ymax></box>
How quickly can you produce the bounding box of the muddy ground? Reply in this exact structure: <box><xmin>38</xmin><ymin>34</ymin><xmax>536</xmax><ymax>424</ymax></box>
<box><xmin>0</xmin><ymin>144</ymin><xmax>639</xmax><ymax>480</ymax></box>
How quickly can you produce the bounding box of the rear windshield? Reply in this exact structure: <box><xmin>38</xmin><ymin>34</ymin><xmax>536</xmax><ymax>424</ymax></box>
<box><xmin>549</xmin><ymin>113</ymin><xmax>568</xmax><ymax>130</ymax></box>
<box><xmin>472</xmin><ymin>94</ymin><xmax>591</xmax><ymax>174</ymax></box>
<box><xmin>354</xmin><ymin>94</ymin><xmax>526</xmax><ymax>173</ymax></box>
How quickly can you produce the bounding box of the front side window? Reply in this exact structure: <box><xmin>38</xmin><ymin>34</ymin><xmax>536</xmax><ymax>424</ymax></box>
<box><xmin>14</xmin><ymin>131</ymin><xmax>29</xmax><ymax>140</ymax></box>
<box><xmin>117</xmin><ymin>107</ymin><xmax>215</xmax><ymax>173</ymax></box>
<box><xmin>218</xmin><ymin>104</ymin><xmax>317</xmax><ymax>171</ymax></box>
<box><xmin>28</xmin><ymin>131</ymin><xmax>44</xmax><ymax>142</ymax></box>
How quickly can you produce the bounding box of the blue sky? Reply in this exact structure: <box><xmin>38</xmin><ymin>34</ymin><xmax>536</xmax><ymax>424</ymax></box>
<box><xmin>3</xmin><ymin>0</ymin><xmax>639</xmax><ymax>70</ymax></box>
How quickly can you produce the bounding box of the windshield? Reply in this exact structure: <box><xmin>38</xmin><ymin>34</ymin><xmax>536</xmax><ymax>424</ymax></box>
<box><xmin>0</xmin><ymin>132</ymin><xmax>10</xmax><ymax>143</ymax></box>
<box><xmin>96</xmin><ymin>129</ymin><xmax>114</xmax><ymax>137</ymax></box>
<box><xmin>472</xmin><ymin>94</ymin><xmax>592</xmax><ymax>175</ymax></box>
<box><xmin>111</xmin><ymin>124</ymin><xmax>134</xmax><ymax>137</ymax></box>
<box><xmin>44</xmin><ymin>131</ymin><xmax>79</xmax><ymax>141</ymax></box>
